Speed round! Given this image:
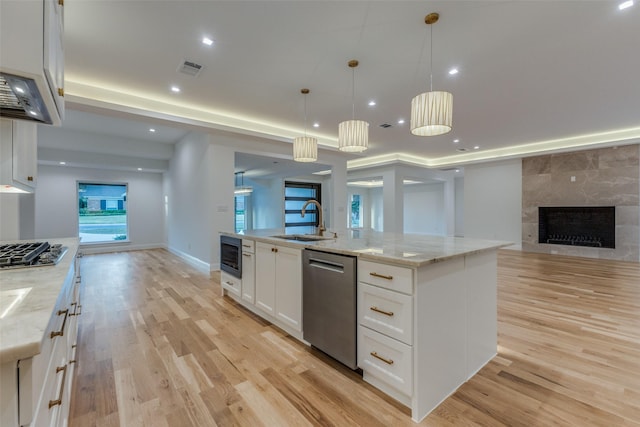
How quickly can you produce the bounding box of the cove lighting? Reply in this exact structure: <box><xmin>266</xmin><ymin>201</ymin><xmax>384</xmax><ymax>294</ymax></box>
<box><xmin>619</xmin><ymin>0</ymin><xmax>634</xmax><ymax>10</ymax></box>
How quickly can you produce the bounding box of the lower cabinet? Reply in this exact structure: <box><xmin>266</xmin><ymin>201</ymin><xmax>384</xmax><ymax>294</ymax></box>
<box><xmin>241</xmin><ymin>241</ymin><xmax>255</xmax><ymax>304</ymax></box>
<box><xmin>6</xmin><ymin>252</ymin><xmax>83</xmax><ymax>427</ymax></box>
<box><xmin>254</xmin><ymin>242</ymin><xmax>302</xmax><ymax>333</ymax></box>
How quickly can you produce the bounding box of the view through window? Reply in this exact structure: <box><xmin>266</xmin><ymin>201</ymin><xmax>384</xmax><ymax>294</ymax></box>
<box><xmin>78</xmin><ymin>182</ymin><xmax>128</xmax><ymax>243</ymax></box>
<box><xmin>350</xmin><ymin>194</ymin><xmax>363</xmax><ymax>228</ymax></box>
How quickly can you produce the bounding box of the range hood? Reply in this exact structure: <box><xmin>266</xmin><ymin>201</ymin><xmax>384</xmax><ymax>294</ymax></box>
<box><xmin>0</xmin><ymin>73</ymin><xmax>53</xmax><ymax>124</ymax></box>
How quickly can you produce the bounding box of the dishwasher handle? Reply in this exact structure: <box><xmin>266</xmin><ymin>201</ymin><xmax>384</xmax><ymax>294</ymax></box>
<box><xmin>308</xmin><ymin>257</ymin><xmax>345</xmax><ymax>274</ymax></box>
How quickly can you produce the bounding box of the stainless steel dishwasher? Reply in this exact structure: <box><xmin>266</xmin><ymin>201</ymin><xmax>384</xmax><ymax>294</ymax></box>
<box><xmin>303</xmin><ymin>249</ymin><xmax>357</xmax><ymax>369</ymax></box>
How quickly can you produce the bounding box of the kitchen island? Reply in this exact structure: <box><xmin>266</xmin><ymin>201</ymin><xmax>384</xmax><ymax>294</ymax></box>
<box><xmin>220</xmin><ymin>230</ymin><xmax>510</xmax><ymax>422</ymax></box>
<box><xmin>0</xmin><ymin>237</ymin><xmax>80</xmax><ymax>427</ymax></box>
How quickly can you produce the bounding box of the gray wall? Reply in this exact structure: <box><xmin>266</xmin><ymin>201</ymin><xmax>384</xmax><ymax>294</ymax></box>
<box><xmin>35</xmin><ymin>164</ymin><xmax>165</xmax><ymax>251</ymax></box>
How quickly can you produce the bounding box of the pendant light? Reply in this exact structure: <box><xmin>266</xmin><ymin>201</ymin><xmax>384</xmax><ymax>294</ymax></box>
<box><xmin>234</xmin><ymin>171</ymin><xmax>253</xmax><ymax>195</ymax></box>
<box><xmin>338</xmin><ymin>60</ymin><xmax>369</xmax><ymax>152</ymax></box>
<box><xmin>293</xmin><ymin>88</ymin><xmax>318</xmax><ymax>162</ymax></box>
<box><xmin>410</xmin><ymin>13</ymin><xmax>453</xmax><ymax>137</ymax></box>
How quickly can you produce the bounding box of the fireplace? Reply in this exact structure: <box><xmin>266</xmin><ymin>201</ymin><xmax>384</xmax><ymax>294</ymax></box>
<box><xmin>538</xmin><ymin>206</ymin><xmax>615</xmax><ymax>249</ymax></box>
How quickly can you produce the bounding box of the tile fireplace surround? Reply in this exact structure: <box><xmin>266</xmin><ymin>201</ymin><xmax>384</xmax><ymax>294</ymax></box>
<box><xmin>522</xmin><ymin>144</ymin><xmax>639</xmax><ymax>262</ymax></box>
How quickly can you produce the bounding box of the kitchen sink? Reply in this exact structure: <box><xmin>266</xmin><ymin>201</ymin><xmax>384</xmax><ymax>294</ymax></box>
<box><xmin>270</xmin><ymin>234</ymin><xmax>334</xmax><ymax>242</ymax></box>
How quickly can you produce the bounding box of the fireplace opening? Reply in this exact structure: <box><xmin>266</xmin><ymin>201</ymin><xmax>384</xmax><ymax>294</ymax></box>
<box><xmin>538</xmin><ymin>206</ymin><xmax>615</xmax><ymax>249</ymax></box>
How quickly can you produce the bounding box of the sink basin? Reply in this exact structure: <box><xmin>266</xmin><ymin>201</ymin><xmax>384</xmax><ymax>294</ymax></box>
<box><xmin>270</xmin><ymin>234</ymin><xmax>333</xmax><ymax>242</ymax></box>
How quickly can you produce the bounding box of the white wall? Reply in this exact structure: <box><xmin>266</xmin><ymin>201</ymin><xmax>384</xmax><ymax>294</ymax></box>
<box><xmin>370</xmin><ymin>187</ymin><xmax>383</xmax><ymax>231</ymax></box>
<box><xmin>34</xmin><ymin>164</ymin><xmax>165</xmax><ymax>250</ymax></box>
<box><xmin>0</xmin><ymin>194</ymin><xmax>20</xmax><ymax>240</ymax></box>
<box><xmin>166</xmin><ymin>132</ymin><xmax>213</xmax><ymax>268</ymax></box>
<box><xmin>404</xmin><ymin>183</ymin><xmax>445</xmax><ymax>235</ymax></box>
<box><xmin>251</xmin><ymin>177</ymin><xmax>283</xmax><ymax>230</ymax></box>
<box><xmin>464</xmin><ymin>159</ymin><xmax>522</xmax><ymax>247</ymax></box>
<box><xmin>454</xmin><ymin>177</ymin><xmax>464</xmax><ymax>237</ymax></box>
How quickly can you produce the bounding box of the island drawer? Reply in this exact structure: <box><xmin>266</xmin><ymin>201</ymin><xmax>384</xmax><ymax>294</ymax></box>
<box><xmin>359</xmin><ymin>283</ymin><xmax>413</xmax><ymax>345</ymax></box>
<box><xmin>241</xmin><ymin>239</ymin><xmax>255</xmax><ymax>253</ymax></box>
<box><xmin>221</xmin><ymin>271</ymin><xmax>241</xmax><ymax>298</ymax></box>
<box><xmin>358</xmin><ymin>260</ymin><xmax>413</xmax><ymax>294</ymax></box>
<box><xmin>358</xmin><ymin>326</ymin><xmax>413</xmax><ymax>397</ymax></box>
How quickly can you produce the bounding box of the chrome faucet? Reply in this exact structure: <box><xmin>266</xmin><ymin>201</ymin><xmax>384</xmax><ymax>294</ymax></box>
<box><xmin>301</xmin><ymin>199</ymin><xmax>325</xmax><ymax>236</ymax></box>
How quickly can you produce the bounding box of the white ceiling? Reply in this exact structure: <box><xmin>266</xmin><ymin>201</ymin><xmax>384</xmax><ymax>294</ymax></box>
<box><xmin>61</xmin><ymin>0</ymin><xmax>640</xmax><ymax>169</ymax></box>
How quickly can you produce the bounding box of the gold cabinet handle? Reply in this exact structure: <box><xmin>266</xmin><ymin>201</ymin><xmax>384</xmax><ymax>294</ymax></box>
<box><xmin>58</xmin><ymin>87</ymin><xmax>64</xmax><ymax>97</ymax></box>
<box><xmin>48</xmin><ymin>365</ymin><xmax>67</xmax><ymax>408</ymax></box>
<box><xmin>370</xmin><ymin>306</ymin><xmax>394</xmax><ymax>317</ymax></box>
<box><xmin>370</xmin><ymin>351</ymin><xmax>394</xmax><ymax>365</ymax></box>
<box><xmin>50</xmin><ymin>309</ymin><xmax>69</xmax><ymax>339</ymax></box>
<box><xmin>242</xmin><ymin>253</ymin><xmax>252</xmax><ymax>257</ymax></box>
<box><xmin>27</xmin><ymin>176</ymin><xmax>34</xmax><ymax>181</ymax></box>
<box><xmin>370</xmin><ymin>272</ymin><xmax>393</xmax><ymax>280</ymax></box>
<box><xmin>225</xmin><ymin>281</ymin><xmax>235</xmax><ymax>287</ymax></box>
<box><xmin>58</xmin><ymin>0</ymin><xmax>64</xmax><ymax>5</ymax></box>
<box><xmin>242</xmin><ymin>244</ymin><xmax>252</xmax><ymax>248</ymax></box>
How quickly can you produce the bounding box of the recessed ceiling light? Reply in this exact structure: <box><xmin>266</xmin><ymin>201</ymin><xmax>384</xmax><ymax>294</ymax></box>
<box><xmin>202</xmin><ymin>36</ymin><xmax>214</xmax><ymax>46</ymax></box>
<box><xmin>368</xmin><ymin>100</ymin><xmax>376</xmax><ymax>106</ymax></box>
<box><xmin>448</xmin><ymin>68</ymin><xmax>459</xmax><ymax>75</ymax></box>
<box><xmin>313</xmin><ymin>122</ymin><xmax>319</xmax><ymax>128</ymax></box>
<box><xmin>137</xmin><ymin>168</ymin><xmax>142</xmax><ymax>171</ymax></box>
<box><xmin>473</xmin><ymin>145</ymin><xmax>480</xmax><ymax>150</ymax></box>
<box><xmin>149</xmin><ymin>128</ymin><xmax>156</xmax><ymax>133</ymax></box>
<box><xmin>455</xmin><ymin>169</ymin><xmax>460</xmax><ymax>173</ymax></box>
<box><xmin>59</xmin><ymin>161</ymin><xmax>66</xmax><ymax>165</ymax></box>
<box><xmin>453</xmin><ymin>139</ymin><xmax>460</xmax><ymax>143</ymax></box>
<box><xmin>15</xmin><ymin>87</ymin><xmax>24</xmax><ymax>94</ymax></box>
<box><xmin>397</xmin><ymin>119</ymin><xmax>405</xmax><ymax>125</ymax></box>
<box><xmin>619</xmin><ymin>0</ymin><xmax>634</xmax><ymax>10</ymax></box>
<box><xmin>171</xmin><ymin>86</ymin><xmax>181</xmax><ymax>93</ymax></box>
<box><xmin>28</xmin><ymin>110</ymin><xmax>38</xmax><ymax>116</ymax></box>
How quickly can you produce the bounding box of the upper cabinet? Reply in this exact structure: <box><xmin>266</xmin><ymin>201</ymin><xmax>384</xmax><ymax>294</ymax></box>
<box><xmin>0</xmin><ymin>118</ymin><xmax>38</xmax><ymax>193</ymax></box>
<box><xmin>0</xmin><ymin>0</ymin><xmax>65</xmax><ymax>126</ymax></box>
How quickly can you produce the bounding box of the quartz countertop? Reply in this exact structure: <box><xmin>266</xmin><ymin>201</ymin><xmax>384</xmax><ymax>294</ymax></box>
<box><xmin>0</xmin><ymin>237</ymin><xmax>79</xmax><ymax>364</ymax></box>
<box><xmin>222</xmin><ymin>230</ymin><xmax>511</xmax><ymax>267</ymax></box>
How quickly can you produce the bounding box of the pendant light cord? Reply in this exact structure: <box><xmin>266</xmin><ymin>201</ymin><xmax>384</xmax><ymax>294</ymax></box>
<box><xmin>351</xmin><ymin>66</ymin><xmax>356</xmax><ymax>119</ymax></box>
<box><xmin>303</xmin><ymin>94</ymin><xmax>308</xmax><ymax>137</ymax></box>
<box><xmin>429</xmin><ymin>23</ymin><xmax>433</xmax><ymax>92</ymax></box>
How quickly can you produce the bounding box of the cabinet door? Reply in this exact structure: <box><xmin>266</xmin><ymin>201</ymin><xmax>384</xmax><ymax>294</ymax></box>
<box><xmin>255</xmin><ymin>242</ymin><xmax>276</xmax><ymax>315</ymax></box>
<box><xmin>241</xmin><ymin>250</ymin><xmax>255</xmax><ymax>304</ymax></box>
<box><xmin>11</xmin><ymin>120</ymin><xmax>37</xmax><ymax>188</ymax></box>
<box><xmin>274</xmin><ymin>245</ymin><xmax>302</xmax><ymax>331</ymax></box>
<box><xmin>44</xmin><ymin>0</ymin><xmax>65</xmax><ymax>119</ymax></box>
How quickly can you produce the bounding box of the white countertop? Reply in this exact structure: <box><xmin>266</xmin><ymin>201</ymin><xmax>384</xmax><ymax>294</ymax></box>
<box><xmin>223</xmin><ymin>230</ymin><xmax>511</xmax><ymax>267</ymax></box>
<box><xmin>0</xmin><ymin>237</ymin><xmax>79</xmax><ymax>364</ymax></box>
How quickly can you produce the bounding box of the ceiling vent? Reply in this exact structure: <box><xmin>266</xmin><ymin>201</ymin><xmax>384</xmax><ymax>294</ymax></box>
<box><xmin>379</xmin><ymin>123</ymin><xmax>392</xmax><ymax>128</ymax></box>
<box><xmin>177</xmin><ymin>60</ymin><xmax>203</xmax><ymax>77</ymax></box>
<box><xmin>456</xmin><ymin>147</ymin><xmax>467</xmax><ymax>152</ymax></box>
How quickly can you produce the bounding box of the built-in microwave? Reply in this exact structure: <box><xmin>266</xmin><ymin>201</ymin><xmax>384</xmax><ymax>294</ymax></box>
<box><xmin>220</xmin><ymin>235</ymin><xmax>242</xmax><ymax>279</ymax></box>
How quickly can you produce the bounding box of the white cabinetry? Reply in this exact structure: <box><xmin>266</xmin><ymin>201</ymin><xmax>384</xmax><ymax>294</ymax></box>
<box><xmin>0</xmin><ymin>0</ymin><xmax>65</xmax><ymax>125</ymax></box>
<box><xmin>0</xmin><ymin>251</ymin><xmax>82</xmax><ymax>427</ymax></box>
<box><xmin>358</xmin><ymin>252</ymin><xmax>498</xmax><ymax>422</ymax></box>
<box><xmin>0</xmin><ymin>118</ymin><xmax>38</xmax><ymax>192</ymax></box>
<box><xmin>241</xmin><ymin>240</ymin><xmax>255</xmax><ymax>303</ymax></box>
<box><xmin>255</xmin><ymin>242</ymin><xmax>302</xmax><ymax>334</ymax></box>
<box><xmin>220</xmin><ymin>271</ymin><xmax>241</xmax><ymax>298</ymax></box>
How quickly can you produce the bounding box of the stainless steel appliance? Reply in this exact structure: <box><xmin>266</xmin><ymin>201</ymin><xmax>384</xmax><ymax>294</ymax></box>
<box><xmin>303</xmin><ymin>249</ymin><xmax>357</xmax><ymax>369</ymax></box>
<box><xmin>0</xmin><ymin>242</ymin><xmax>67</xmax><ymax>269</ymax></box>
<box><xmin>220</xmin><ymin>235</ymin><xmax>242</xmax><ymax>278</ymax></box>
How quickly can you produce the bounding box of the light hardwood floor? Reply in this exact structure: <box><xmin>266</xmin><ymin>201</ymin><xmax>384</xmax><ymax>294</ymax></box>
<box><xmin>69</xmin><ymin>249</ymin><xmax>640</xmax><ymax>426</ymax></box>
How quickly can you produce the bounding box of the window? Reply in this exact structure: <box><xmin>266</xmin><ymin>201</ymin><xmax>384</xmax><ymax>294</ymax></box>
<box><xmin>235</xmin><ymin>194</ymin><xmax>248</xmax><ymax>233</ymax></box>
<box><xmin>78</xmin><ymin>182</ymin><xmax>128</xmax><ymax>243</ymax></box>
<box><xmin>350</xmin><ymin>194</ymin><xmax>363</xmax><ymax>228</ymax></box>
<box><xmin>285</xmin><ymin>181</ymin><xmax>321</xmax><ymax>234</ymax></box>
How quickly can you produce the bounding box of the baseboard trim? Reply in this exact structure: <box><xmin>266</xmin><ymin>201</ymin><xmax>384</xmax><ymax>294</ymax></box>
<box><xmin>167</xmin><ymin>246</ymin><xmax>211</xmax><ymax>273</ymax></box>
<box><xmin>79</xmin><ymin>242</ymin><xmax>164</xmax><ymax>255</ymax></box>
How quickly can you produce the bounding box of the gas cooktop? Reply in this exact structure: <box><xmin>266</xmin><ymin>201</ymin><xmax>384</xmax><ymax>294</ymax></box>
<box><xmin>0</xmin><ymin>242</ymin><xmax>68</xmax><ymax>269</ymax></box>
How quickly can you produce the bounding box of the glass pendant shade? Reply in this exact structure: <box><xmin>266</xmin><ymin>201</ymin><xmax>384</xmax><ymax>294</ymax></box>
<box><xmin>338</xmin><ymin>120</ymin><xmax>369</xmax><ymax>152</ymax></box>
<box><xmin>410</xmin><ymin>90</ymin><xmax>453</xmax><ymax>136</ymax></box>
<box><xmin>293</xmin><ymin>136</ymin><xmax>318</xmax><ymax>162</ymax></box>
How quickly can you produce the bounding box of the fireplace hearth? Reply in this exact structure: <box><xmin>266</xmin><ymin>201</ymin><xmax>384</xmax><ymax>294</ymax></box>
<box><xmin>538</xmin><ymin>206</ymin><xmax>615</xmax><ymax>249</ymax></box>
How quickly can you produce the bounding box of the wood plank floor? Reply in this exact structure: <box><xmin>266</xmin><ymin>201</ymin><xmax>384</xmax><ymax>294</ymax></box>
<box><xmin>69</xmin><ymin>249</ymin><xmax>640</xmax><ymax>426</ymax></box>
